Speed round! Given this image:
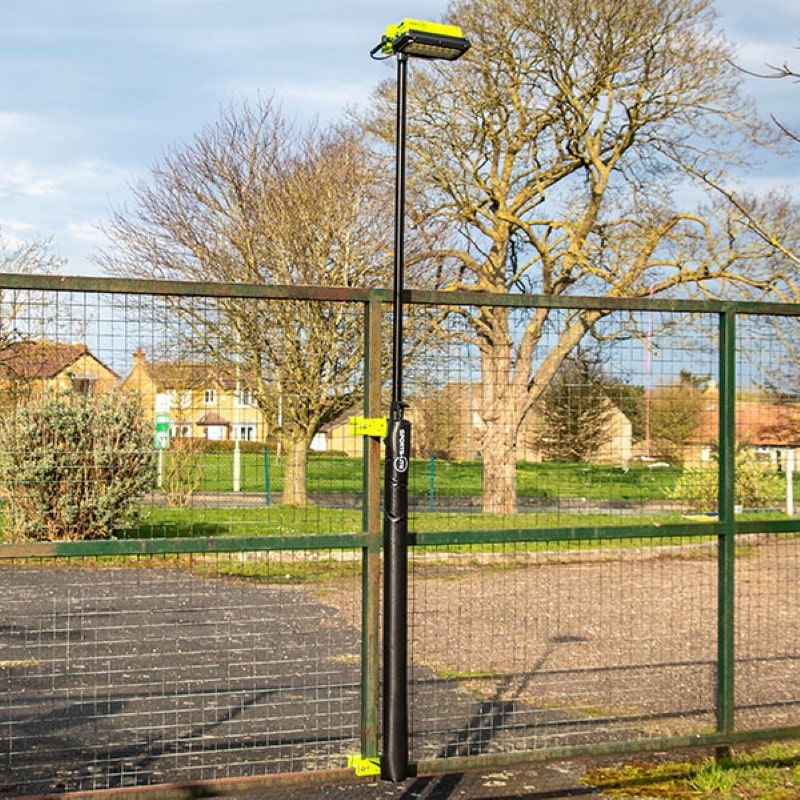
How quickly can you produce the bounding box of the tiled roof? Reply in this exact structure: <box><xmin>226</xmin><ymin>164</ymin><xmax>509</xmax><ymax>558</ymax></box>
<box><xmin>693</xmin><ymin>399</ymin><xmax>800</xmax><ymax>446</ymax></box>
<box><xmin>133</xmin><ymin>350</ymin><xmax>241</xmax><ymax>391</ymax></box>
<box><xmin>318</xmin><ymin>405</ymin><xmax>361</xmax><ymax>433</ymax></box>
<box><xmin>0</xmin><ymin>340</ymin><xmax>118</xmax><ymax>381</ymax></box>
<box><xmin>142</xmin><ymin>361</ymin><xmax>230</xmax><ymax>390</ymax></box>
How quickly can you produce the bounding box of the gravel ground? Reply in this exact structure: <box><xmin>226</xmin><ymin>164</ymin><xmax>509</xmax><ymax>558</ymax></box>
<box><xmin>0</xmin><ymin>534</ymin><xmax>797</xmax><ymax>797</ymax></box>
<box><xmin>324</xmin><ymin>535</ymin><xmax>800</xmax><ymax>755</ymax></box>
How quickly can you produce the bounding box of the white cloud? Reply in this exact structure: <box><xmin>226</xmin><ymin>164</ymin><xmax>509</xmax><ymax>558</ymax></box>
<box><xmin>0</xmin><ymin>217</ymin><xmax>39</xmax><ymax>236</ymax></box>
<box><xmin>0</xmin><ymin>111</ymin><xmax>40</xmax><ymax>135</ymax></box>
<box><xmin>0</xmin><ymin>158</ymin><xmax>130</xmax><ymax>200</ymax></box>
<box><xmin>67</xmin><ymin>221</ymin><xmax>107</xmax><ymax>247</ymax></box>
<box><xmin>0</xmin><ymin>162</ymin><xmax>60</xmax><ymax>198</ymax></box>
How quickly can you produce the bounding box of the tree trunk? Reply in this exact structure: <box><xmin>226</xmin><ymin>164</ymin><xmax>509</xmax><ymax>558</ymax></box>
<box><xmin>476</xmin><ymin>307</ymin><xmax>600</xmax><ymax>515</ymax></box>
<box><xmin>481</xmin><ymin>414</ymin><xmax>518</xmax><ymax>514</ymax></box>
<box><xmin>479</xmin><ymin>315</ymin><xmax>520</xmax><ymax>515</ymax></box>
<box><xmin>282</xmin><ymin>434</ymin><xmax>310</xmax><ymax>506</ymax></box>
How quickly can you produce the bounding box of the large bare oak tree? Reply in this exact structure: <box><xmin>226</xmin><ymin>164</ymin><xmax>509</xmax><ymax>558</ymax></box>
<box><xmin>365</xmin><ymin>0</ymin><xmax>783</xmax><ymax>512</ymax></box>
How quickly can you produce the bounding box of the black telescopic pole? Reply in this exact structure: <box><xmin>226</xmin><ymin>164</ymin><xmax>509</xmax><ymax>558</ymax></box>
<box><xmin>382</xmin><ymin>51</ymin><xmax>410</xmax><ymax>783</ymax></box>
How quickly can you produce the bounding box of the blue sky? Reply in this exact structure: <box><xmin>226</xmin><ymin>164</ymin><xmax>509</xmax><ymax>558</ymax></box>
<box><xmin>1</xmin><ymin>0</ymin><xmax>799</xmax><ymax>275</ymax></box>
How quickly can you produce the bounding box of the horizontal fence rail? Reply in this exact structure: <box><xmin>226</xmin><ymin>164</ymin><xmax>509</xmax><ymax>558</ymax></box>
<box><xmin>0</xmin><ymin>273</ymin><xmax>798</xmax><ymax>796</ymax></box>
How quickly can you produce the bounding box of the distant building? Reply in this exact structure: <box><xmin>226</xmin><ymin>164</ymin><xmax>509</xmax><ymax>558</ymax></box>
<box><xmin>520</xmin><ymin>401</ymin><xmax>633</xmax><ymax>466</ymax></box>
<box><xmin>120</xmin><ymin>347</ymin><xmax>267</xmax><ymax>442</ymax></box>
<box><xmin>684</xmin><ymin>385</ymin><xmax>800</xmax><ymax>468</ymax></box>
<box><xmin>0</xmin><ymin>340</ymin><xmax>119</xmax><ymax>405</ymax></box>
<box><xmin>310</xmin><ymin>380</ymin><xmax>634</xmax><ymax>466</ymax></box>
<box><xmin>311</xmin><ymin>407</ymin><xmax>365</xmax><ymax>456</ymax></box>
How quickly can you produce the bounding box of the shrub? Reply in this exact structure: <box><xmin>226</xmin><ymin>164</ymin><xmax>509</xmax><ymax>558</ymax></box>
<box><xmin>0</xmin><ymin>392</ymin><xmax>156</xmax><ymax>540</ymax></box>
<box><xmin>161</xmin><ymin>438</ymin><xmax>204</xmax><ymax>507</ymax></box>
<box><xmin>671</xmin><ymin>446</ymin><xmax>785</xmax><ymax>512</ymax></box>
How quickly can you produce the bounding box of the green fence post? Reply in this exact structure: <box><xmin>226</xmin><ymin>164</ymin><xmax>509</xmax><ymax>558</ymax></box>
<box><xmin>360</xmin><ymin>291</ymin><xmax>383</xmax><ymax>761</ymax></box>
<box><xmin>429</xmin><ymin>454</ymin><xmax>435</xmax><ymax>513</ymax></box>
<box><xmin>263</xmin><ymin>447</ymin><xmax>271</xmax><ymax>506</ymax></box>
<box><xmin>717</xmin><ymin>308</ymin><xmax>736</xmax><ymax>736</ymax></box>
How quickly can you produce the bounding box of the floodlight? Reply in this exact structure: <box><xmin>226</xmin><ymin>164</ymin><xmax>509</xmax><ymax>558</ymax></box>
<box><xmin>372</xmin><ymin>18</ymin><xmax>471</xmax><ymax>61</ymax></box>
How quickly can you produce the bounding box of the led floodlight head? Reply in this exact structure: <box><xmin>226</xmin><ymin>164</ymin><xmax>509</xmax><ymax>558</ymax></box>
<box><xmin>373</xmin><ymin>18</ymin><xmax>471</xmax><ymax>61</ymax></box>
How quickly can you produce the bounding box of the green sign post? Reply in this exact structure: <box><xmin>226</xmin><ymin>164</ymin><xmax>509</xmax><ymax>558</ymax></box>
<box><xmin>154</xmin><ymin>413</ymin><xmax>171</xmax><ymax>450</ymax></box>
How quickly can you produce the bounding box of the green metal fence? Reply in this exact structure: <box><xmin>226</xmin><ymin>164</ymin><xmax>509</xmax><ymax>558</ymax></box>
<box><xmin>0</xmin><ymin>274</ymin><xmax>798</xmax><ymax>796</ymax></box>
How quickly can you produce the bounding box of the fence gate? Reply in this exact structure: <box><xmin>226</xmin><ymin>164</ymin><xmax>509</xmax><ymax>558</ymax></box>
<box><xmin>0</xmin><ymin>275</ymin><xmax>798</xmax><ymax>797</ymax></box>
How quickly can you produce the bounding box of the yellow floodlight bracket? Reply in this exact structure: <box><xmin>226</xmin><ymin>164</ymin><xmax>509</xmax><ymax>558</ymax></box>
<box><xmin>348</xmin><ymin>754</ymin><xmax>382</xmax><ymax>776</ymax></box>
<box><xmin>380</xmin><ymin>18</ymin><xmax>468</xmax><ymax>55</ymax></box>
<box><xmin>350</xmin><ymin>416</ymin><xmax>388</xmax><ymax>438</ymax></box>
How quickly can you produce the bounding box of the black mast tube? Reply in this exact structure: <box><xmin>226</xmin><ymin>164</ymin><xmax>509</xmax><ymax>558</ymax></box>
<box><xmin>382</xmin><ymin>51</ymin><xmax>410</xmax><ymax>783</ymax></box>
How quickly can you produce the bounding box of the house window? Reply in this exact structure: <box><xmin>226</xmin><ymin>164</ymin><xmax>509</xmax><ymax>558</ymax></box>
<box><xmin>204</xmin><ymin>389</ymin><xmax>216</xmax><ymax>405</ymax></box>
<box><xmin>236</xmin><ymin>388</ymin><xmax>254</xmax><ymax>407</ymax></box>
<box><xmin>233</xmin><ymin>423</ymin><xmax>256</xmax><ymax>442</ymax></box>
<box><xmin>171</xmin><ymin>424</ymin><xmax>192</xmax><ymax>439</ymax></box>
<box><xmin>70</xmin><ymin>373</ymin><xmax>97</xmax><ymax>396</ymax></box>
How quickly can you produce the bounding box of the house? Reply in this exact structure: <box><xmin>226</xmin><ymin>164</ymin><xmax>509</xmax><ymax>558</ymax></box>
<box><xmin>683</xmin><ymin>387</ymin><xmax>800</xmax><ymax>468</ymax></box>
<box><xmin>311</xmin><ymin>407</ymin><xmax>366</xmax><ymax>456</ymax></box>
<box><xmin>0</xmin><ymin>340</ymin><xmax>119</xmax><ymax>405</ymax></box>
<box><xmin>410</xmin><ymin>381</ymin><xmax>633</xmax><ymax>465</ymax></box>
<box><xmin>516</xmin><ymin>400</ymin><xmax>633</xmax><ymax>465</ymax></box>
<box><xmin>311</xmin><ymin>381</ymin><xmax>634</xmax><ymax>466</ymax></box>
<box><xmin>120</xmin><ymin>347</ymin><xmax>267</xmax><ymax>442</ymax></box>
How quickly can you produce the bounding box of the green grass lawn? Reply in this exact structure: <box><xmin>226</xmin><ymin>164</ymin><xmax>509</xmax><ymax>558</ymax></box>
<box><xmin>583</xmin><ymin>741</ymin><xmax>800</xmax><ymax>799</ymax></box>
<box><xmin>135</xmin><ymin>504</ymin><xmax>364</xmax><ymax>538</ymax></box>
<box><xmin>195</xmin><ymin>451</ymin><xmax>685</xmax><ymax>501</ymax></box>
<box><xmin>130</xmin><ymin>503</ymin><xmax>690</xmax><ymax>540</ymax></box>
<box><xmin>3</xmin><ymin>454</ymin><xmax>793</xmax><ymax>542</ymax></box>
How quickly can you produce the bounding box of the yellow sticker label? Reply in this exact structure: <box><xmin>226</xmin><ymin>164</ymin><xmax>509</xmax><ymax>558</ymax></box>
<box><xmin>349</xmin><ymin>416</ymin><xmax>388</xmax><ymax>437</ymax></box>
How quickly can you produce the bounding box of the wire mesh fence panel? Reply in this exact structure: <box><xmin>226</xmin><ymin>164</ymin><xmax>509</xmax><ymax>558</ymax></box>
<box><xmin>0</xmin><ymin>281</ymin><xmax>372</xmax><ymax>794</ymax></box>
<box><xmin>407</xmin><ymin>536</ymin><xmax>718</xmax><ymax>762</ymax></box>
<box><xmin>733</xmin><ymin>533</ymin><xmax>800</xmax><ymax>732</ymax></box>
<box><xmin>0</xmin><ymin>550</ymin><xmax>364</xmax><ymax>793</ymax></box>
<box><xmin>0</xmin><ymin>288</ymin><xmax>370</xmax><ymax>541</ymax></box>
<box><xmin>2</xmin><ymin>275</ymin><xmax>800</xmax><ymax>791</ymax></box>
<box><xmin>403</xmin><ymin>306</ymin><xmax>720</xmax><ymax>531</ymax></box>
<box><xmin>731</xmin><ymin>313</ymin><xmax>800</xmax><ymax>519</ymax></box>
<box><xmin>401</xmin><ymin>301</ymin><xmax>743</xmax><ymax>764</ymax></box>
<box><xmin>733</xmin><ymin>314</ymin><xmax>800</xmax><ymax>732</ymax></box>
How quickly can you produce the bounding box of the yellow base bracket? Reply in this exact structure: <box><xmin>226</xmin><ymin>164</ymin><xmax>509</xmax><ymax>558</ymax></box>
<box><xmin>349</xmin><ymin>416</ymin><xmax>388</xmax><ymax>437</ymax></box>
<box><xmin>347</xmin><ymin>755</ymin><xmax>381</xmax><ymax>776</ymax></box>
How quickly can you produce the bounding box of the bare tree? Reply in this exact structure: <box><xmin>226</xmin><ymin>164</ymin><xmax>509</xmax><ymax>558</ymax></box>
<box><xmin>681</xmin><ymin>49</ymin><xmax>800</xmax><ymax>290</ymax></box>
<box><xmin>0</xmin><ymin>231</ymin><xmax>65</xmax><ymax>346</ymax></box>
<box><xmin>413</xmin><ymin>386</ymin><xmax>469</xmax><ymax>459</ymax></box>
<box><xmin>743</xmin><ymin>55</ymin><xmax>800</xmax><ymax>144</ymax></box>
<box><xmin>365</xmin><ymin>0</ymin><xmax>781</xmax><ymax>512</ymax></box>
<box><xmin>99</xmin><ymin>99</ymin><xmax>394</xmax><ymax>506</ymax></box>
<box><xmin>0</xmin><ymin>232</ymin><xmax>66</xmax><ymax>407</ymax></box>
<box><xmin>649</xmin><ymin>374</ymin><xmax>708</xmax><ymax>466</ymax></box>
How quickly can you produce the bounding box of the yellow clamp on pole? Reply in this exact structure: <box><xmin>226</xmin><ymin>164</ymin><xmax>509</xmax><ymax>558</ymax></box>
<box><xmin>349</xmin><ymin>416</ymin><xmax>388</xmax><ymax>438</ymax></box>
<box><xmin>347</xmin><ymin>755</ymin><xmax>382</xmax><ymax>776</ymax></box>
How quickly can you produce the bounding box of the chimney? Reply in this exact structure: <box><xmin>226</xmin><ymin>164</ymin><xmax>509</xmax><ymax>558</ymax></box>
<box><xmin>133</xmin><ymin>347</ymin><xmax>146</xmax><ymax>367</ymax></box>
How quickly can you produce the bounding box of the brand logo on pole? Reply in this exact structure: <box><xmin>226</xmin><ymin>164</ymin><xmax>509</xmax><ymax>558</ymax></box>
<box><xmin>394</xmin><ymin>426</ymin><xmax>408</xmax><ymax>473</ymax></box>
